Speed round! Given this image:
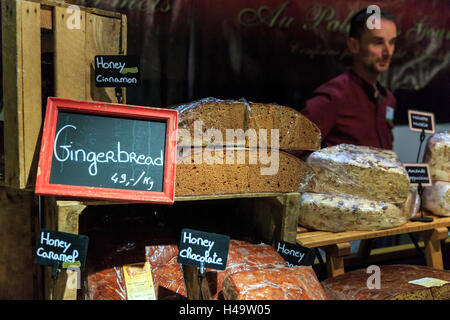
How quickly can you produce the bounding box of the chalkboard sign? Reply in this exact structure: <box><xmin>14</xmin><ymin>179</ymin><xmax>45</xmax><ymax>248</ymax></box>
<box><xmin>408</xmin><ymin>110</ymin><xmax>435</xmax><ymax>134</ymax></box>
<box><xmin>177</xmin><ymin>228</ymin><xmax>230</xmax><ymax>271</ymax></box>
<box><xmin>95</xmin><ymin>55</ymin><xmax>140</xmax><ymax>87</ymax></box>
<box><xmin>35</xmin><ymin>97</ymin><xmax>178</xmax><ymax>204</ymax></box>
<box><xmin>404</xmin><ymin>163</ymin><xmax>432</xmax><ymax>187</ymax></box>
<box><xmin>35</xmin><ymin>229</ymin><xmax>89</xmax><ymax>270</ymax></box>
<box><xmin>273</xmin><ymin>240</ymin><xmax>315</xmax><ymax>267</ymax></box>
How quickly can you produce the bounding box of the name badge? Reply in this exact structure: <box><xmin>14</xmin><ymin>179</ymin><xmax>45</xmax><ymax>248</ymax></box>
<box><xmin>386</xmin><ymin>106</ymin><xmax>394</xmax><ymax>122</ymax></box>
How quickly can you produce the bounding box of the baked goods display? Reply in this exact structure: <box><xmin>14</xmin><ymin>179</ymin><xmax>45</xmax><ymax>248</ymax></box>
<box><xmin>173</xmin><ymin>98</ymin><xmax>321</xmax><ymax>151</ymax></box>
<box><xmin>422</xmin><ymin>132</ymin><xmax>450</xmax><ymax>216</ymax></box>
<box><xmin>201</xmin><ymin>240</ymin><xmax>287</xmax><ymax>300</ymax></box>
<box><xmin>175</xmin><ymin>147</ymin><xmax>316</xmax><ymax>196</ymax></box>
<box><xmin>322</xmin><ymin>265</ymin><xmax>450</xmax><ymax>300</ymax></box>
<box><xmin>222</xmin><ymin>265</ymin><xmax>327</xmax><ymax>300</ymax></box>
<box><xmin>299</xmin><ymin>144</ymin><xmax>411</xmax><ymax>232</ymax></box>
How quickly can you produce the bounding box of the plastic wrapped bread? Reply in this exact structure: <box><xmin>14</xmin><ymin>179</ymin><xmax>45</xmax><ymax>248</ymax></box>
<box><xmin>87</xmin><ymin>245</ymin><xmax>187</xmax><ymax>300</ymax></box>
<box><xmin>222</xmin><ymin>266</ymin><xmax>327</xmax><ymax>300</ymax></box>
<box><xmin>175</xmin><ymin>147</ymin><xmax>316</xmax><ymax>196</ymax></box>
<box><xmin>404</xmin><ymin>186</ymin><xmax>421</xmax><ymax>218</ymax></box>
<box><xmin>173</xmin><ymin>98</ymin><xmax>321</xmax><ymax>151</ymax></box>
<box><xmin>307</xmin><ymin>144</ymin><xmax>410</xmax><ymax>203</ymax></box>
<box><xmin>298</xmin><ymin>192</ymin><xmax>408</xmax><ymax>232</ymax></box>
<box><xmin>201</xmin><ymin>240</ymin><xmax>286</xmax><ymax>300</ymax></box>
<box><xmin>422</xmin><ymin>131</ymin><xmax>450</xmax><ymax>182</ymax></box>
<box><xmin>322</xmin><ymin>265</ymin><xmax>450</xmax><ymax>300</ymax></box>
<box><xmin>423</xmin><ymin>181</ymin><xmax>450</xmax><ymax>216</ymax></box>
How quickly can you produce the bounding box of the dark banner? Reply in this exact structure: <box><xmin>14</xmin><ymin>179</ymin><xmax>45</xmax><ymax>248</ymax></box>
<box><xmin>74</xmin><ymin>0</ymin><xmax>449</xmax><ymax>124</ymax></box>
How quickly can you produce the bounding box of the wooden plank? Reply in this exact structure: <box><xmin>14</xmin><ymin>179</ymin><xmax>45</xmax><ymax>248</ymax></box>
<box><xmin>421</xmin><ymin>227</ymin><xmax>449</xmax><ymax>270</ymax></box>
<box><xmin>40</xmin><ymin>5</ymin><xmax>52</xmax><ymax>30</ymax></box>
<box><xmin>0</xmin><ymin>187</ymin><xmax>38</xmax><ymax>299</ymax></box>
<box><xmin>175</xmin><ymin>192</ymin><xmax>286</xmax><ymax>202</ymax></box>
<box><xmin>21</xmin><ymin>1</ymin><xmax>42</xmax><ymax>189</ymax></box>
<box><xmin>2</xmin><ymin>0</ymin><xmax>24</xmax><ymax>189</ymax></box>
<box><xmin>54</xmin><ymin>6</ymin><xmax>86</xmax><ymax>99</ymax></box>
<box><xmin>43</xmin><ymin>197</ymin><xmax>86</xmax><ymax>300</ymax></box>
<box><xmin>297</xmin><ymin>215</ymin><xmax>450</xmax><ymax>248</ymax></box>
<box><xmin>85</xmin><ymin>12</ymin><xmax>125</xmax><ymax>103</ymax></box>
<box><xmin>279</xmin><ymin>193</ymin><xmax>300</xmax><ymax>243</ymax></box>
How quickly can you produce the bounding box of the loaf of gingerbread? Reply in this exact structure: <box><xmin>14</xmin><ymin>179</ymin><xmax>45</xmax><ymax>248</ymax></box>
<box><xmin>322</xmin><ymin>265</ymin><xmax>450</xmax><ymax>300</ymax></box>
<box><xmin>173</xmin><ymin>98</ymin><xmax>321</xmax><ymax>151</ymax></box>
<box><xmin>201</xmin><ymin>240</ymin><xmax>286</xmax><ymax>300</ymax></box>
<box><xmin>307</xmin><ymin>144</ymin><xmax>410</xmax><ymax>203</ymax></box>
<box><xmin>222</xmin><ymin>266</ymin><xmax>327</xmax><ymax>300</ymax></box>
<box><xmin>422</xmin><ymin>131</ymin><xmax>450</xmax><ymax>182</ymax></box>
<box><xmin>175</xmin><ymin>147</ymin><xmax>316</xmax><ymax>196</ymax></box>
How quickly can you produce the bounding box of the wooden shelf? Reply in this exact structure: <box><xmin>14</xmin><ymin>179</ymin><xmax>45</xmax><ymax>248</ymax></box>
<box><xmin>297</xmin><ymin>214</ymin><xmax>450</xmax><ymax>248</ymax></box>
<box><xmin>297</xmin><ymin>213</ymin><xmax>450</xmax><ymax>278</ymax></box>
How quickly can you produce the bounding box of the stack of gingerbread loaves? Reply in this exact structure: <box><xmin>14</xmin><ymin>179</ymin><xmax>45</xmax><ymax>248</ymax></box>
<box><xmin>172</xmin><ymin>97</ymin><xmax>321</xmax><ymax>196</ymax></box>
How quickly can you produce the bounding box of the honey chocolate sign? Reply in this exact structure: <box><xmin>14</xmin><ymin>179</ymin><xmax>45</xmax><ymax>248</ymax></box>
<box><xmin>177</xmin><ymin>228</ymin><xmax>230</xmax><ymax>271</ymax></box>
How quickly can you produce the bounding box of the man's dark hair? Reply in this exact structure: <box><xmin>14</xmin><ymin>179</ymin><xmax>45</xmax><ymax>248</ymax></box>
<box><xmin>349</xmin><ymin>8</ymin><xmax>396</xmax><ymax>39</ymax></box>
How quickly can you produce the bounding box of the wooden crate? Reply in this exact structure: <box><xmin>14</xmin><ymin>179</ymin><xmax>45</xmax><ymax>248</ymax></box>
<box><xmin>41</xmin><ymin>192</ymin><xmax>300</xmax><ymax>300</ymax></box>
<box><xmin>297</xmin><ymin>213</ymin><xmax>450</xmax><ymax>278</ymax></box>
<box><xmin>1</xmin><ymin>0</ymin><xmax>127</xmax><ymax>190</ymax></box>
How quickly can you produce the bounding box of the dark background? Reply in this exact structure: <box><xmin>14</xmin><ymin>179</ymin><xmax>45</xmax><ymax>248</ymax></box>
<box><xmin>74</xmin><ymin>0</ymin><xmax>449</xmax><ymax>125</ymax></box>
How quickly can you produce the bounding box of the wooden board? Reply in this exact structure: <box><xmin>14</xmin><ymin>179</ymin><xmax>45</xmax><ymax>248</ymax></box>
<box><xmin>2</xmin><ymin>0</ymin><xmax>42</xmax><ymax>189</ymax></box>
<box><xmin>86</xmin><ymin>12</ymin><xmax>127</xmax><ymax>103</ymax></box>
<box><xmin>0</xmin><ymin>187</ymin><xmax>39</xmax><ymax>299</ymax></box>
<box><xmin>54</xmin><ymin>6</ymin><xmax>86</xmax><ymax>99</ymax></box>
<box><xmin>297</xmin><ymin>214</ymin><xmax>450</xmax><ymax>248</ymax></box>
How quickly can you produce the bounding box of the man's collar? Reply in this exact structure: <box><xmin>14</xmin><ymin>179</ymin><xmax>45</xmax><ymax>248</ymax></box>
<box><xmin>347</xmin><ymin>68</ymin><xmax>387</xmax><ymax>101</ymax></box>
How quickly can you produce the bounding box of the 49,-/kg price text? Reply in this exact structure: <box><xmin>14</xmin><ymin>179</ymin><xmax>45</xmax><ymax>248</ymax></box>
<box><xmin>111</xmin><ymin>171</ymin><xmax>154</xmax><ymax>190</ymax></box>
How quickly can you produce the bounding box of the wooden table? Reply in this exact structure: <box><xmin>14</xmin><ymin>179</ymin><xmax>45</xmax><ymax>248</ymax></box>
<box><xmin>296</xmin><ymin>213</ymin><xmax>450</xmax><ymax>278</ymax></box>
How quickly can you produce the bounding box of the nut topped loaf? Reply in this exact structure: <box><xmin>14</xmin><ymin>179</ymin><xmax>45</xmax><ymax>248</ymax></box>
<box><xmin>298</xmin><ymin>192</ymin><xmax>408</xmax><ymax>232</ymax></box>
<box><xmin>222</xmin><ymin>266</ymin><xmax>327</xmax><ymax>300</ymax></box>
<box><xmin>175</xmin><ymin>147</ymin><xmax>316</xmax><ymax>196</ymax></box>
<box><xmin>307</xmin><ymin>144</ymin><xmax>410</xmax><ymax>203</ymax></box>
<box><xmin>422</xmin><ymin>131</ymin><xmax>450</xmax><ymax>182</ymax></box>
<box><xmin>173</xmin><ymin>98</ymin><xmax>321</xmax><ymax>151</ymax></box>
<box><xmin>322</xmin><ymin>265</ymin><xmax>450</xmax><ymax>300</ymax></box>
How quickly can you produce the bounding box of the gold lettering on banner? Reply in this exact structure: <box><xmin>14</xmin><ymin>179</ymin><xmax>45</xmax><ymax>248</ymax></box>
<box><xmin>406</xmin><ymin>17</ymin><xmax>449</xmax><ymax>42</ymax></box>
<box><xmin>76</xmin><ymin>0</ymin><xmax>171</xmax><ymax>13</ymax></box>
<box><xmin>302</xmin><ymin>4</ymin><xmax>353</xmax><ymax>34</ymax></box>
<box><xmin>238</xmin><ymin>1</ymin><xmax>295</xmax><ymax>29</ymax></box>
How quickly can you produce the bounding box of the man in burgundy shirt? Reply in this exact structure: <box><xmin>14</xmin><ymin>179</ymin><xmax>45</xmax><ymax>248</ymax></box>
<box><xmin>301</xmin><ymin>9</ymin><xmax>397</xmax><ymax>150</ymax></box>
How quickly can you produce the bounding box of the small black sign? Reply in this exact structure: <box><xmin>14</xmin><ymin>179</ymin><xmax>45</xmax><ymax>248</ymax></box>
<box><xmin>177</xmin><ymin>228</ymin><xmax>230</xmax><ymax>271</ymax></box>
<box><xmin>35</xmin><ymin>229</ymin><xmax>89</xmax><ymax>270</ymax></box>
<box><xmin>274</xmin><ymin>240</ymin><xmax>315</xmax><ymax>267</ymax></box>
<box><xmin>408</xmin><ymin>110</ymin><xmax>435</xmax><ymax>134</ymax></box>
<box><xmin>404</xmin><ymin>163</ymin><xmax>432</xmax><ymax>187</ymax></box>
<box><xmin>95</xmin><ymin>55</ymin><xmax>140</xmax><ymax>87</ymax></box>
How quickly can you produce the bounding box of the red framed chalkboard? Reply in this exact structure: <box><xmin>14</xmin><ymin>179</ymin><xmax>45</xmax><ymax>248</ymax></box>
<box><xmin>35</xmin><ymin>97</ymin><xmax>178</xmax><ymax>204</ymax></box>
